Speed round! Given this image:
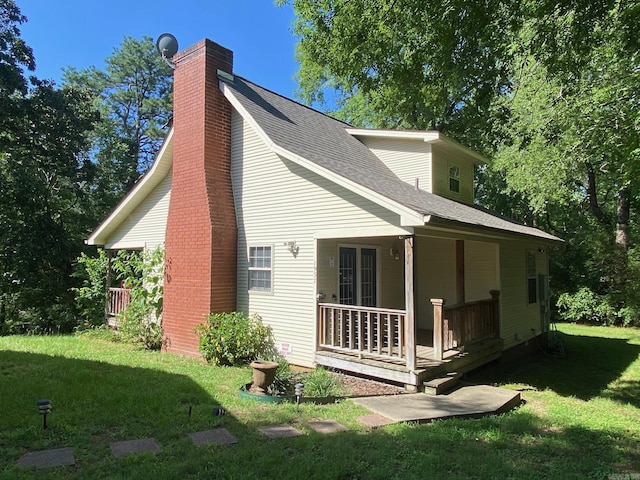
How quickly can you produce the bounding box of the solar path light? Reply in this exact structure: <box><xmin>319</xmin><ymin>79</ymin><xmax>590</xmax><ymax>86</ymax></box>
<box><xmin>37</xmin><ymin>399</ymin><xmax>52</xmax><ymax>429</ymax></box>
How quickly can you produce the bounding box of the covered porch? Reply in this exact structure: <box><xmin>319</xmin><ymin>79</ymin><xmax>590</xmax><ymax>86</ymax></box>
<box><xmin>314</xmin><ymin>233</ymin><xmax>503</xmax><ymax>388</ymax></box>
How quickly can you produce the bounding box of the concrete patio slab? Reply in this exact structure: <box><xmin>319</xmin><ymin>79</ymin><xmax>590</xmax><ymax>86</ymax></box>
<box><xmin>189</xmin><ymin>428</ymin><xmax>238</xmax><ymax>446</ymax></box>
<box><xmin>258</xmin><ymin>424</ymin><xmax>303</xmax><ymax>439</ymax></box>
<box><xmin>351</xmin><ymin>384</ymin><xmax>521</xmax><ymax>423</ymax></box>
<box><xmin>357</xmin><ymin>414</ymin><xmax>396</xmax><ymax>428</ymax></box>
<box><xmin>110</xmin><ymin>438</ymin><xmax>161</xmax><ymax>458</ymax></box>
<box><xmin>17</xmin><ymin>447</ymin><xmax>75</xmax><ymax>469</ymax></box>
<box><xmin>308</xmin><ymin>419</ymin><xmax>348</xmax><ymax>434</ymax></box>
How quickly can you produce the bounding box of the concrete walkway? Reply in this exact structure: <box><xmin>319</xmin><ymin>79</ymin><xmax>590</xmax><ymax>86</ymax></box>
<box><xmin>351</xmin><ymin>384</ymin><xmax>521</xmax><ymax>423</ymax></box>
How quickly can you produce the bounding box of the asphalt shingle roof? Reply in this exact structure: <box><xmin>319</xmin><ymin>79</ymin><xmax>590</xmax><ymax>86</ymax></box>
<box><xmin>220</xmin><ymin>74</ymin><xmax>562</xmax><ymax>243</ymax></box>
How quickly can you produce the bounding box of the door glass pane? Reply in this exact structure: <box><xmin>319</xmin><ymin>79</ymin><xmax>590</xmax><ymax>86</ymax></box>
<box><xmin>360</xmin><ymin>248</ymin><xmax>377</xmax><ymax>307</ymax></box>
<box><xmin>339</xmin><ymin>247</ymin><xmax>356</xmax><ymax>305</ymax></box>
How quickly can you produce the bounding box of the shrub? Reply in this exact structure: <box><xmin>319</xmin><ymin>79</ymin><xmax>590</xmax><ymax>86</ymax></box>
<box><xmin>270</xmin><ymin>356</ymin><xmax>292</xmax><ymax>395</ymax></box>
<box><xmin>72</xmin><ymin>250</ymin><xmax>108</xmax><ymax>327</ymax></box>
<box><xmin>113</xmin><ymin>247</ymin><xmax>164</xmax><ymax>350</ymax></box>
<box><xmin>196</xmin><ymin>312</ymin><xmax>274</xmax><ymax>366</ymax></box>
<box><xmin>301</xmin><ymin>367</ymin><xmax>342</xmax><ymax>397</ymax></box>
<box><xmin>556</xmin><ymin>287</ymin><xmax>617</xmax><ymax>325</ymax></box>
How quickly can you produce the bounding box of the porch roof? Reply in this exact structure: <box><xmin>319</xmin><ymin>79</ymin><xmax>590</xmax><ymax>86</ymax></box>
<box><xmin>220</xmin><ymin>74</ymin><xmax>562</xmax><ymax>244</ymax></box>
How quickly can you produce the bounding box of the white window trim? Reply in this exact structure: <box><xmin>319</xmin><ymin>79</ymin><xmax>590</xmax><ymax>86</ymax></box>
<box><xmin>448</xmin><ymin>163</ymin><xmax>460</xmax><ymax>193</ymax></box>
<box><xmin>248</xmin><ymin>245</ymin><xmax>274</xmax><ymax>294</ymax></box>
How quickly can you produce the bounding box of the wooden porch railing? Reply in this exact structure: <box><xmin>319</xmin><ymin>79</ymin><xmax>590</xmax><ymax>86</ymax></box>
<box><xmin>317</xmin><ymin>303</ymin><xmax>406</xmax><ymax>361</ymax></box>
<box><xmin>431</xmin><ymin>290</ymin><xmax>500</xmax><ymax>360</ymax></box>
<box><xmin>107</xmin><ymin>287</ymin><xmax>131</xmax><ymax>324</ymax></box>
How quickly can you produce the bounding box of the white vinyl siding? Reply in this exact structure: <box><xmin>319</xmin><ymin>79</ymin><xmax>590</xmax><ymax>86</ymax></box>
<box><xmin>359</xmin><ymin>137</ymin><xmax>433</xmax><ymax>192</ymax></box>
<box><xmin>465</xmin><ymin>241</ymin><xmax>499</xmax><ymax>302</ymax></box>
<box><xmin>414</xmin><ymin>236</ymin><xmax>457</xmax><ymax>329</ymax></box>
<box><xmin>231</xmin><ymin>110</ymin><xmax>403</xmax><ymax>367</ymax></box>
<box><xmin>104</xmin><ymin>172</ymin><xmax>171</xmax><ymax>251</ymax></box>
<box><xmin>499</xmin><ymin>240</ymin><xmax>547</xmax><ymax>349</ymax></box>
<box><xmin>431</xmin><ymin>143</ymin><xmax>475</xmax><ymax>204</ymax></box>
<box><xmin>411</xmin><ymin>226</ymin><xmax>551</xmax><ymax>352</ymax></box>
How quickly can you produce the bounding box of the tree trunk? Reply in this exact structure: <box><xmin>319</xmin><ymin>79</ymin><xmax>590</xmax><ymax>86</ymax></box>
<box><xmin>616</xmin><ymin>186</ymin><xmax>630</xmax><ymax>249</ymax></box>
<box><xmin>586</xmin><ymin>164</ymin><xmax>611</xmax><ymax>227</ymax></box>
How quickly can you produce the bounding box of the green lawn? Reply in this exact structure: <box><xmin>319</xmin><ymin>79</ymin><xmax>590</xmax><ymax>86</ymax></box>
<box><xmin>1</xmin><ymin>323</ymin><xmax>639</xmax><ymax>479</ymax></box>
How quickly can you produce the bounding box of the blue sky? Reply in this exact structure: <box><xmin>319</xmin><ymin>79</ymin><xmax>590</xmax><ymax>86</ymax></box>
<box><xmin>17</xmin><ymin>0</ymin><xmax>300</xmax><ymax>98</ymax></box>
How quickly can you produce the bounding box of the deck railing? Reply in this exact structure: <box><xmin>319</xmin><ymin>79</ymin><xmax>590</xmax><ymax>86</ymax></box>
<box><xmin>317</xmin><ymin>303</ymin><xmax>406</xmax><ymax>360</ymax></box>
<box><xmin>107</xmin><ymin>287</ymin><xmax>131</xmax><ymax>325</ymax></box>
<box><xmin>431</xmin><ymin>290</ymin><xmax>500</xmax><ymax>360</ymax></box>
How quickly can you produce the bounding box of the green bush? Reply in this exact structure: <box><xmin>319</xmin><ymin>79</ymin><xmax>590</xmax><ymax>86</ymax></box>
<box><xmin>72</xmin><ymin>250</ymin><xmax>108</xmax><ymax>327</ymax></box>
<box><xmin>270</xmin><ymin>357</ymin><xmax>292</xmax><ymax>395</ymax></box>
<box><xmin>195</xmin><ymin>312</ymin><xmax>274</xmax><ymax>366</ymax></box>
<box><xmin>301</xmin><ymin>367</ymin><xmax>342</xmax><ymax>397</ymax></box>
<box><xmin>556</xmin><ymin>287</ymin><xmax>617</xmax><ymax>325</ymax></box>
<box><xmin>113</xmin><ymin>247</ymin><xmax>164</xmax><ymax>350</ymax></box>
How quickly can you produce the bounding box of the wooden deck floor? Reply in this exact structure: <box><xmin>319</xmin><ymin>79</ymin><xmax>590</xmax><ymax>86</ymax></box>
<box><xmin>315</xmin><ymin>334</ymin><xmax>504</xmax><ymax>388</ymax></box>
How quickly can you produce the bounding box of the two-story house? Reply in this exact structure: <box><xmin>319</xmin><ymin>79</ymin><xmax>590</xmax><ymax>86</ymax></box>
<box><xmin>87</xmin><ymin>39</ymin><xmax>562</xmax><ymax>388</ymax></box>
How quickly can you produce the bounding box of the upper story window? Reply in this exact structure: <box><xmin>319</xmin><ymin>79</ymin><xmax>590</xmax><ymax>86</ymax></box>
<box><xmin>248</xmin><ymin>246</ymin><xmax>272</xmax><ymax>292</ymax></box>
<box><xmin>449</xmin><ymin>164</ymin><xmax>460</xmax><ymax>193</ymax></box>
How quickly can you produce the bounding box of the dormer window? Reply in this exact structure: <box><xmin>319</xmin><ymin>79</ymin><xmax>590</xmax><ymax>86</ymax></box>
<box><xmin>449</xmin><ymin>164</ymin><xmax>460</xmax><ymax>193</ymax></box>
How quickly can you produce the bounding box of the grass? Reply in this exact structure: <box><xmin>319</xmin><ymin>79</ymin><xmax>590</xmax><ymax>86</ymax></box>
<box><xmin>0</xmin><ymin>323</ymin><xmax>639</xmax><ymax>479</ymax></box>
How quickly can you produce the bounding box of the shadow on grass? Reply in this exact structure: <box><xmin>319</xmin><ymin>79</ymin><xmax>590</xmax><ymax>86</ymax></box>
<box><xmin>0</xmin><ymin>350</ymin><xmax>239</xmax><ymax>474</ymax></box>
<box><xmin>163</xmin><ymin>409</ymin><xmax>639</xmax><ymax>479</ymax></box>
<box><xmin>468</xmin><ymin>331</ymin><xmax>640</xmax><ymax>406</ymax></box>
<box><xmin>1</xmin><ymin>340</ymin><xmax>639</xmax><ymax>478</ymax></box>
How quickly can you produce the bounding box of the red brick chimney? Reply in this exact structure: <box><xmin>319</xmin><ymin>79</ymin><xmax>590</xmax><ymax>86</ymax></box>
<box><xmin>163</xmin><ymin>39</ymin><xmax>238</xmax><ymax>356</ymax></box>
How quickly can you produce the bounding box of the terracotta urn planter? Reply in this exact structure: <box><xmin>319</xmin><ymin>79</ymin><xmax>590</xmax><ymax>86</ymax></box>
<box><xmin>249</xmin><ymin>361</ymin><xmax>279</xmax><ymax>395</ymax></box>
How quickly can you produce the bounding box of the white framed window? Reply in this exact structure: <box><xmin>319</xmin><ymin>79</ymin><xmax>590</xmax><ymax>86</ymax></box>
<box><xmin>449</xmin><ymin>164</ymin><xmax>460</xmax><ymax>193</ymax></box>
<box><xmin>248</xmin><ymin>246</ymin><xmax>272</xmax><ymax>292</ymax></box>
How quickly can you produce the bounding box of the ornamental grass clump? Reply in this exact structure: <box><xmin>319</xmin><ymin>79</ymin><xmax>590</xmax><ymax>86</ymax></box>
<box><xmin>196</xmin><ymin>312</ymin><xmax>274</xmax><ymax>366</ymax></box>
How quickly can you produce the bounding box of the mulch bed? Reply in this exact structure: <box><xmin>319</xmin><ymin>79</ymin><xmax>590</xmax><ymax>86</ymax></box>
<box><xmin>330</xmin><ymin>371</ymin><xmax>408</xmax><ymax>397</ymax></box>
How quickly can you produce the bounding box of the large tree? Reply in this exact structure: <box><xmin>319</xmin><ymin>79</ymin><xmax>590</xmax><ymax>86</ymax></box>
<box><xmin>283</xmin><ymin>0</ymin><xmax>640</xmax><ymax>324</ymax></box>
<box><xmin>279</xmin><ymin>0</ymin><xmax>521</xmax><ymax>149</ymax></box>
<box><xmin>63</xmin><ymin>36</ymin><xmax>173</xmax><ymax>219</ymax></box>
<box><xmin>0</xmin><ymin>0</ymin><xmax>97</xmax><ymax>332</ymax></box>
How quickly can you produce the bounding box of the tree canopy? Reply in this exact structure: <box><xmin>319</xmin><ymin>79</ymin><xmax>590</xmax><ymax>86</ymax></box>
<box><xmin>0</xmin><ymin>0</ymin><xmax>97</xmax><ymax>332</ymax></box>
<box><xmin>63</xmin><ymin>36</ymin><xmax>173</xmax><ymax>219</ymax></box>
<box><xmin>283</xmin><ymin>0</ymin><xmax>640</xmax><ymax>325</ymax></box>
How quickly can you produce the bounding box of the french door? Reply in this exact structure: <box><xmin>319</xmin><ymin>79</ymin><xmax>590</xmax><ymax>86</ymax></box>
<box><xmin>338</xmin><ymin>246</ymin><xmax>378</xmax><ymax>307</ymax></box>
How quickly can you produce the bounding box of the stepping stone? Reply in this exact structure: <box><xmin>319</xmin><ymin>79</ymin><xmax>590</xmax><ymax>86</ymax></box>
<box><xmin>258</xmin><ymin>424</ymin><xmax>303</xmax><ymax>439</ymax></box>
<box><xmin>110</xmin><ymin>438</ymin><xmax>161</xmax><ymax>458</ymax></box>
<box><xmin>357</xmin><ymin>414</ymin><xmax>395</xmax><ymax>428</ymax></box>
<box><xmin>17</xmin><ymin>447</ymin><xmax>75</xmax><ymax>469</ymax></box>
<box><xmin>308</xmin><ymin>419</ymin><xmax>348</xmax><ymax>434</ymax></box>
<box><xmin>189</xmin><ymin>428</ymin><xmax>237</xmax><ymax>446</ymax></box>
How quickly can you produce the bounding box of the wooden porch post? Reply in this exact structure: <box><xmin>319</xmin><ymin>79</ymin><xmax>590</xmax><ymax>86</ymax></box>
<box><xmin>404</xmin><ymin>236</ymin><xmax>416</xmax><ymax>371</ymax></box>
<box><xmin>431</xmin><ymin>298</ymin><xmax>445</xmax><ymax>360</ymax></box>
<box><xmin>456</xmin><ymin>240</ymin><xmax>465</xmax><ymax>305</ymax></box>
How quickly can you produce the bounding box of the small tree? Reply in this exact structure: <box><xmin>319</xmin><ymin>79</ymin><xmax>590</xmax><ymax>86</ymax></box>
<box><xmin>112</xmin><ymin>246</ymin><xmax>164</xmax><ymax>349</ymax></box>
<box><xmin>72</xmin><ymin>249</ymin><xmax>108</xmax><ymax>327</ymax></box>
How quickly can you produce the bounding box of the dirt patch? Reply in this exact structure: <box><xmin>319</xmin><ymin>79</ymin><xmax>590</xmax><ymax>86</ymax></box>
<box><xmin>330</xmin><ymin>371</ymin><xmax>408</xmax><ymax>397</ymax></box>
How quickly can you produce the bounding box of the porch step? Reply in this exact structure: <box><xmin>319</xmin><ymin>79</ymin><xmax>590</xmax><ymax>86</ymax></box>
<box><xmin>418</xmin><ymin>338</ymin><xmax>504</xmax><ymax>384</ymax></box>
<box><xmin>423</xmin><ymin>372</ymin><xmax>460</xmax><ymax>396</ymax></box>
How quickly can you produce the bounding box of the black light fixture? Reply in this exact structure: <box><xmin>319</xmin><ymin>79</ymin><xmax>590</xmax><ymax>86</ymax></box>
<box><xmin>37</xmin><ymin>399</ymin><xmax>52</xmax><ymax>429</ymax></box>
